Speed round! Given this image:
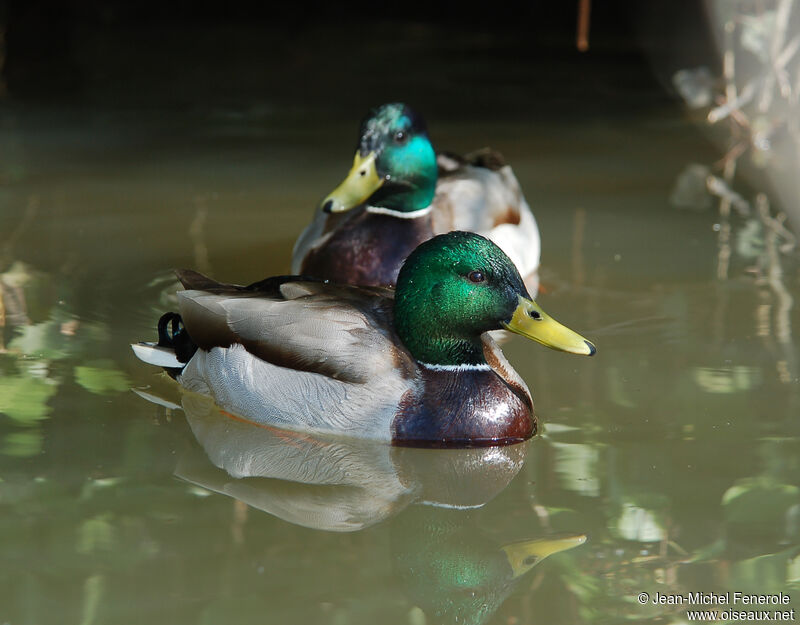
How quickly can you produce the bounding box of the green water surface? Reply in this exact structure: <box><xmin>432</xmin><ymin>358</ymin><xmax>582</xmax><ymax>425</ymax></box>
<box><xmin>1</xmin><ymin>53</ymin><xmax>798</xmax><ymax>625</ymax></box>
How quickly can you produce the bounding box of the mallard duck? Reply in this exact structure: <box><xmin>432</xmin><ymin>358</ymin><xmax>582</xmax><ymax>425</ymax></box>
<box><xmin>292</xmin><ymin>103</ymin><xmax>540</xmax><ymax>291</ymax></box>
<box><xmin>133</xmin><ymin>232</ymin><xmax>594</xmax><ymax>447</ymax></box>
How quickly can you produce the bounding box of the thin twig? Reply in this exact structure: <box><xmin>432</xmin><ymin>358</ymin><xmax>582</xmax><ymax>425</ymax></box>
<box><xmin>576</xmin><ymin>0</ymin><xmax>591</xmax><ymax>52</ymax></box>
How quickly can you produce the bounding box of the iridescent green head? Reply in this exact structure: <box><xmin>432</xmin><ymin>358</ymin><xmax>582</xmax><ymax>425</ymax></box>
<box><xmin>321</xmin><ymin>103</ymin><xmax>438</xmax><ymax>214</ymax></box>
<box><xmin>394</xmin><ymin>232</ymin><xmax>596</xmax><ymax>367</ymax></box>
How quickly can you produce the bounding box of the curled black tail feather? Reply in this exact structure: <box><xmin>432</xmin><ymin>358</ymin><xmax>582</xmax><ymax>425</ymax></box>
<box><xmin>157</xmin><ymin>312</ymin><xmax>197</xmax><ymax>364</ymax></box>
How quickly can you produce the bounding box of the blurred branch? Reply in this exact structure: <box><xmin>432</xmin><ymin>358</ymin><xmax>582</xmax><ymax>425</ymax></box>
<box><xmin>708</xmin><ymin>80</ymin><xmax>757</xmax><ymax>124</ymax></box>
<box><xmin>755</xmin><ymin>193</ymin><xmax>796</xmax><ymax>382</ymax></box>
<box><xmin>706</xmin><ymin>173</ymin><xmax>751</xmax><ymax>217</ymax></box>
<box><xmin>757</xmin><ymin>0</ymin><xmax>794</xmax><ymax>112</ymax></box>
<box><xmin>723</xmin><ymin>17</ymin><xmax>738</xmax><ymax>114</ymax></box>
<box><xmin>673</xmin><ymin>0</ymin><xmax>799</xmax><ymax>286</ymax></box>
<box><xmin>576</xmin><ymin>0</ymin><xmax>591</xmax><ymax>52</ymax></box>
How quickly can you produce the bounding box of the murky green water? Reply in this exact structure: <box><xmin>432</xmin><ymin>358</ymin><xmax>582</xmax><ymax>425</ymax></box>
<box><xmin>1</xmin><ymin>90</ymin><xmax>799</xmax><ymax>624</ymax></box>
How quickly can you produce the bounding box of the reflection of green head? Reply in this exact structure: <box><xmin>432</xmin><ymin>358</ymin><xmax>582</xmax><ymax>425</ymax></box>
<box><xmin>392</xmin><ymin>508</ymin><xmax>586</xmax><ymax>625</ymax></box>
<box><xmin>394</xmin><ymin>511</ymin><xmax>516</xmax><ymax>625</ymax></box>
<box><xmin>320</xmin><ymin>103</ymin><xmax>438</xmax><ymax>214</ymax></box>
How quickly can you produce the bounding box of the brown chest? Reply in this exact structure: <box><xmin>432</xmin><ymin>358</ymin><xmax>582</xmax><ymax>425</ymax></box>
<box><xmin>391</xmin><ymin>367</ymin><xmax>535</xmax><ymax>447</ymax></box>
<box><xmin>300</xmin><ymin>209</ymin><xmax>433</xmax><ymax>287</ymax></box>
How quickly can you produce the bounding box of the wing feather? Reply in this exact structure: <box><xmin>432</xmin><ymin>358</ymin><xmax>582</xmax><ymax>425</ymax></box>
<box><xmin>176</xmin><ymin>276</ymin><xmax>412</xmax><ymax>383</ymax></box>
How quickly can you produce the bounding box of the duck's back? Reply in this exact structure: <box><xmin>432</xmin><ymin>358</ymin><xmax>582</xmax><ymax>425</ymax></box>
<box><xmin>173</xmin><ymin>273</ymin><xmax>417</xmax><ymax>439</ymax></box>
<box><xmin>433</xmin><ymin>150</ymin><xmax>540</xmax><ymax>285</ymax></box>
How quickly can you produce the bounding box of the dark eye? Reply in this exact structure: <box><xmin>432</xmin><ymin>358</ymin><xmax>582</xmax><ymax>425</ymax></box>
<box><xmin>394</xmin><ymin>130</ymin><xmax>407</xmax><ymax>144</ymax></box>
<box><xmin>467</xmin><ymin>270</ymin><xmax>485</xmax><ymax>283</ymax></box>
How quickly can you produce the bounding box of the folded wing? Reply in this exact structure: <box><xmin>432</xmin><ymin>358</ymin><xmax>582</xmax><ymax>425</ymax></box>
<box><xmin>175</xmin><ymin>271</ymin><xmax>414</xmax><ymax>384</ymax></box>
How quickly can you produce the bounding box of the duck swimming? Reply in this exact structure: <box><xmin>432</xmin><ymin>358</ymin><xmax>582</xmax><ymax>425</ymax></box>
<box><xmin>292</xmin><ymin>103</ymin><xmax>540</xmax><ymax>290</ymax></box>
<box><xmin>133</xmin><ymin>232</ymin><xmax>594</xmax><ymax>447</ymax></box>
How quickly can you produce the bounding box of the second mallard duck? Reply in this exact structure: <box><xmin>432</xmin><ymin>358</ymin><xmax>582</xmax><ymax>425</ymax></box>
<box><xmin>292</xmin><ymin>103</ymin><xmax>540</xmax><ymax>290</ymax></box>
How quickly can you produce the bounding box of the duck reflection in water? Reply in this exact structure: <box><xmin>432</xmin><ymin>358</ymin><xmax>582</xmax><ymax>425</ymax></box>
<box><xmin>165</xmin><ymin>393</ymin><xmax>586</xmax><ymax>623</ymax></box>
<box><xmin>174</xmin><ymin>393</ymin><xmax>527</xmax><ymax>531</ymax></box>
<box><xmin>394</xmin><ymin>507</ymin><xmax>585</xmax><ymax>625</ymax></box>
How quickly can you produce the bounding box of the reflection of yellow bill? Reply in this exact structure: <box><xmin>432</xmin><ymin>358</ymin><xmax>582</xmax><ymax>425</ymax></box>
<box><xmin>502</xmin><ymin>295</ymin><xmax>596</xmax><ymax>356</ymax></box>
<box><xmin>502</xmin><ymin>534</ymin><xmax>587</xmax><ymax>578</ymax></box>
<box><xmin>321</xmin><ymin>151</ymin><xmax>384</xmax><ymax>213</ymax></box>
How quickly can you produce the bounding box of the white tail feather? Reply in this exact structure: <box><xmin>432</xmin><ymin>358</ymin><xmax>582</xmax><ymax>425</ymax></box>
<box><xmin>131</xmin><ymin>343</ymin><xmax>184</xmax><ymax>369</ymax></box>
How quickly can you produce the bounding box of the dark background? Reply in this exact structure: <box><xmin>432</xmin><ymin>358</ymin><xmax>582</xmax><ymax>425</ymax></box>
<box><xmin>0</xmin><ymin>1</ymin><xmax>718</xmax><ymax>117</ymax></box>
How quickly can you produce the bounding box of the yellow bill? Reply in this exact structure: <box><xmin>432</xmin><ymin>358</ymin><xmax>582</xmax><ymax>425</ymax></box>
<box><xmin>502</xmin><ymin>534</ymin><xmax>587</xmax><ymax>578</ymax></box>
<box><xmin>502</xmin><ymin>295</ymin><xmax>596</xmax><ymax>356</ymax></box>
<box><xmin>321</xmin><ymin>151</ymin><xmax>384</xmax><ymax>213</ymax></box>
